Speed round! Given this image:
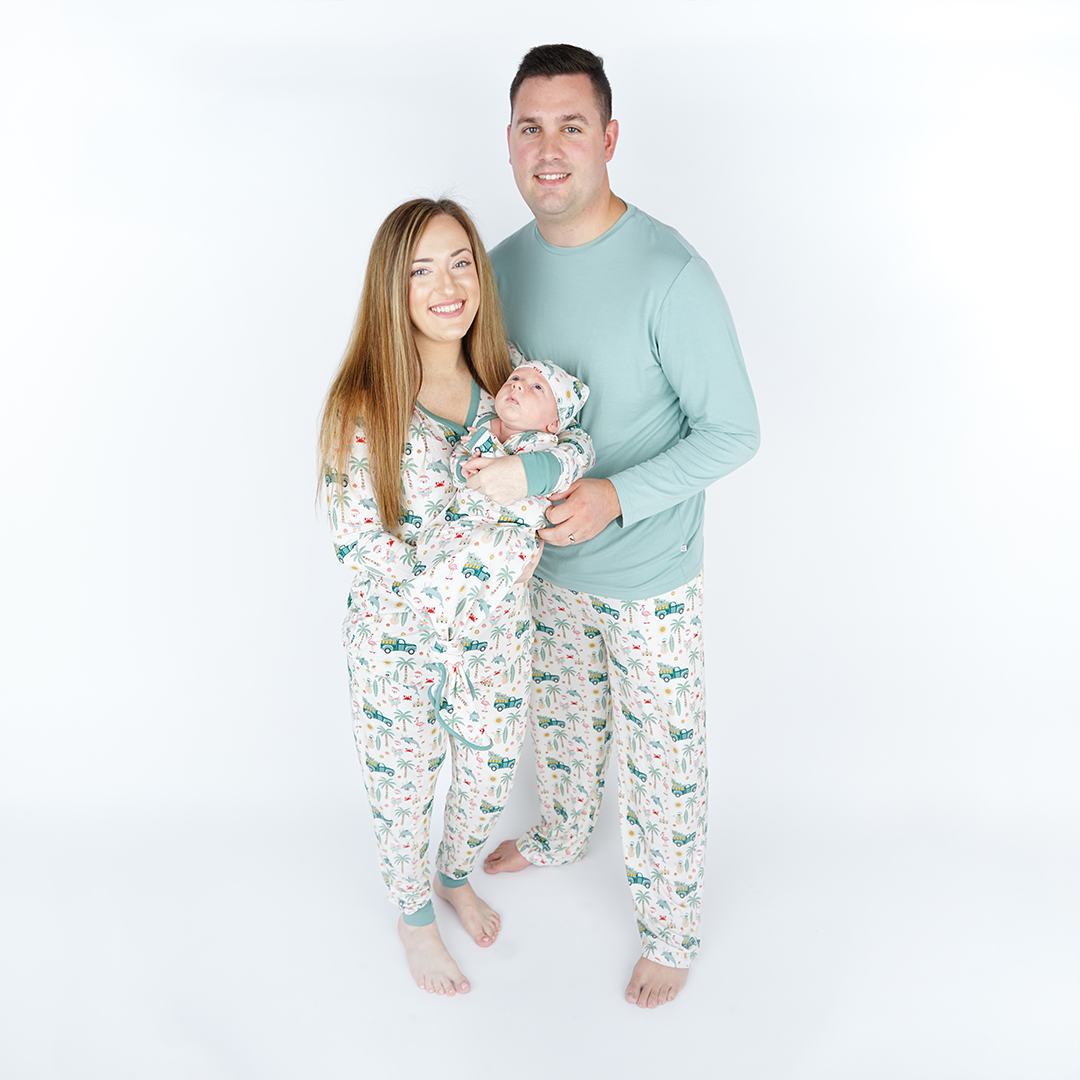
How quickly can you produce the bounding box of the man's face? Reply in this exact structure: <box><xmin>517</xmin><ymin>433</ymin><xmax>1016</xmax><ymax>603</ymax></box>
<box><xmin>508</xmin><ymin>73</ymin><xmax>618</xmax><ymax>228</ymax></box>
<box><xmin>494</xmin><ymin>367</ymin><xmax>560</xmax><ymax>436</ymax></box>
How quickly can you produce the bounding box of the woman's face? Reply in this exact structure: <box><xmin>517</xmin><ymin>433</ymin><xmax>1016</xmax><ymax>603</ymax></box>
<box><xmin>407</xmin><ymin>215</ymin><xmax>480</xmax><ymax>356</ymax></box>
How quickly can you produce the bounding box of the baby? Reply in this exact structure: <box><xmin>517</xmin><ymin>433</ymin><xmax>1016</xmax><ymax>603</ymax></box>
<box><xmin>413</xmin><ymin>354</ymin><xmax>591</xmax><ymax>741</ymax></box>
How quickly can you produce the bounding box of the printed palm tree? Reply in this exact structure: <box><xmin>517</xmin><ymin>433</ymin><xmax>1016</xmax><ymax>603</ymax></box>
<box><xmin>552</xmin><ymin>613</ymin><xmax>572</xmax><ymax>635</ymax></box>
<box><xmin>376</xmin><ymin>773</ymin><xmax>394</xmax><ymax>799</ymax></box>
<box><xmin>646</xmin><ymin>760</ymin><xmax>664</xmax><ymax>784</ymax></box>
<box><xmin>643</xmin><ymin>818</ymin><xmax>661</xmax><ymax>843</ymax></box>
<box><xmin>376</xmin><ymin>818</ymin><xmax>394</xmax><ymax>843</ymax></box>
<box><xmin>625</xmin><ymin>655</ymin><xmax>646</xmax><ymax>677</ymax></box>
<box><xmin>634</xmin><ymin>887</ymin><xmax>650</xmax><ymax>906</ymax></box>
<box><xmin>496</xmin><ymin>563</ymin><xmax>517</xmax><ymax>588</ymax></box>
<box><xmin>686</xmin><ymin>891</ymin><xmax>702</xmax><ymax>913</ymax></box>
<box><xmin>680</xmin><ymin>744</ymin><xmax>694</xmax><ymax>773</ymax></box>
<box><xmin>547</xmin><ymin>728</ymin><xmax>568</xmax><ymax>753</ymax></box>
<box><xmin>393</xmin><ymin>805</ymin><xmax>412</xmax><ymax>826</ymax></box>
<box><xmin>395</xmin><ymin>756</ymin><xmax>414</xmax><ymax>777</ymax></box>
<box><xmin>330</xmin><ymin>484</ymin><xmax>353</xmax><ymax>515</ymax></box>
<box><xmin>393</xmin><ymin>851</ymin><xmax>411</xmax><ymax>872</ymax></box>
<box><xmin>393</xmin><ymin>658</ymin><xmax>412</xmax><ymax>682</ymax></box>
<box><xmin>668</xmin><ymin>616</ymin><xmax>687</xmax><ymax>639</ymax></box>
<box><xmin>641</xmin><ymin>937</ymin><xmax>658</xmax><ymax>959</ymax></box>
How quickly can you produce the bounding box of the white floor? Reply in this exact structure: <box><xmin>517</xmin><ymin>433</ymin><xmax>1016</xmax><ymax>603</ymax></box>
<box><xmin>3</xmin><ymin>748</ymin><xmax>1076</xmax><ymax>1080</ymax></box>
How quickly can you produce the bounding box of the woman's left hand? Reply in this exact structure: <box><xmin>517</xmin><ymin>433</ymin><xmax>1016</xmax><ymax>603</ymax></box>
<box><xmin>464</xmin><ymin>456</ymin><xmax>528</xmax><ymax>504</ymax></box>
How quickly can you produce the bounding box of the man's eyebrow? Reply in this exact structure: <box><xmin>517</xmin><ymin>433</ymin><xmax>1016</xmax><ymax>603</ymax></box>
<box><xmin>516</xmin><ymin>113</ymin><xmax>590</xmax><ymax>126</ymax></box>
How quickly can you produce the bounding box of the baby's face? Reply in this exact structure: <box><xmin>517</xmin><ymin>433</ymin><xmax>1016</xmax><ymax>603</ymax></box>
<box><xmin>494</xmin><ymin>367</ymin><xmax>560</xmax><ymax>435</ymax></box>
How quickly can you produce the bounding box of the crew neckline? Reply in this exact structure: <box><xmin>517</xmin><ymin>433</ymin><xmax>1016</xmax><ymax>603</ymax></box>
<box><xmin>531</xmin><ymin>202</ymin><xmax>636</xmax><ymax>256</ymax></box>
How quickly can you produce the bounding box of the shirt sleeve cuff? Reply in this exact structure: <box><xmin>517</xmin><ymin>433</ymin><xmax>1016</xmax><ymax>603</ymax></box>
<box><xmin>521</xmin><ymin>450</ymin><xmax>560</xmax><ymax>498</ymax></box>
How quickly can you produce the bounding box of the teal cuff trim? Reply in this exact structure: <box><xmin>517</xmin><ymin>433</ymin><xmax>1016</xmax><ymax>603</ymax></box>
<box><xmin>402</xmin><ymin>900</ymin><xmax>435</xmax><ymax>926</ymax></box>
<box><xmin>437</xmin><ymin>871</ymin><xmax>468</xmax><ymax>889</ymax></box>
<box><xmin>522</xmin><ymin>450</ymin><xmax>560</xmax><ymax>498</ymax></box>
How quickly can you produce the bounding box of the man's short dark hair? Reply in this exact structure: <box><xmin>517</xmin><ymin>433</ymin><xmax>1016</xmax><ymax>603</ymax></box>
<box><xmin>509</xmin><ymin>44</ymin><xmax>612</xmax><ymax>127</ymax></box>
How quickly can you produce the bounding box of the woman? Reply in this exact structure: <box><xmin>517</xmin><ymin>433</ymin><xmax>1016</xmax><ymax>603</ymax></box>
<box><xmin>318</xmin><ymin>199</ymin><xmax>589</xmax><ymax>996</ymax></box>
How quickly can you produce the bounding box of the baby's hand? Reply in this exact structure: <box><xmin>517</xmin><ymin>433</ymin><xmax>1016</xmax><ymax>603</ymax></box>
<box><xmin>460</xmin><ymin>455</ymin><xmax>483</xmax><ymax>478</ymax></box>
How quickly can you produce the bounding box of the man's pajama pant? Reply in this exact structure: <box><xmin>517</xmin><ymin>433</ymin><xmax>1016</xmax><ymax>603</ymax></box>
<box><xmin>518</xmin><ymin>573</ymin><xmax>708</xmax><ymax>968</ymax></box>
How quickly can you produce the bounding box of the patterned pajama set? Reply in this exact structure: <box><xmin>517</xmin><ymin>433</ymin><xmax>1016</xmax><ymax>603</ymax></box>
<box><xmin>491</xmin><ymin>204</ymin><xmax>760</xmax><ymax>968</ymax></box>
<box><xmin>523</xmin><ymin>574</ymin><xmax>708</xmax><ymax>967</ymax></box>
<box><xmin>328</xmin><ymin>381</ymin><xmax>591</xmax><ymax>925</ymax></box>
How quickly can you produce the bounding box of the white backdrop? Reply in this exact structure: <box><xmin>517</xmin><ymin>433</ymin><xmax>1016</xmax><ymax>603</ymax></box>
<box><xmin>1</xmin><ymin>3</ymin><xmax>1077</xmax><ymax>1078</ymax></box>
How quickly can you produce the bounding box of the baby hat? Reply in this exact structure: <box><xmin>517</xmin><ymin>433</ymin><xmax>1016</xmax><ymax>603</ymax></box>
<box><xmin>508</xmin><ymin>346</ymin><xmax>590</xmax><ymax>428</ymax></box>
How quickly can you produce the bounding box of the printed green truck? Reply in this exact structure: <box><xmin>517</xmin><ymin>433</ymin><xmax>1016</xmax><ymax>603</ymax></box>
<box><xmin>658</xmin><ymin>664</ymin><xmax>689</xmax><ymax>682</ymax></box>
<box><xmin>381</xmin><ymin>635</ymin><xmax>417</xmax><ymax>654</ymax></box>
<box><xmin>654</xmin><ymin>600</ymin><xmax>685</xmax><ymax>619</ymax></box>
<box><xmin>462</xmin><ymin>554</ymin><xmax>490</xmax><ymax>581</ymax></box>
<box><xmin>363</xmin><ymin>702</ymin><xmax>393</xmax><ymax>726</ymax></box>
<box><xmin>365</xmin><ymin>755</ymin><xmax>394</xmax><ymax>777</ymax></box>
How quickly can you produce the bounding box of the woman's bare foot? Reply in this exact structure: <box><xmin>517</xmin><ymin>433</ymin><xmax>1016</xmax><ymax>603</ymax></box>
<box><xmin>482</xmin><ymin>838</ymin><xmax>531</xmax><ymax>874</ymax></box>
<box><xmin>433</xmin><ymin>876</ymin><xmax>501</xmax><ymax>946</ymax></box>
<box><xmin>397</xmin><ymin>917</ymin><xmax>470</xmax><ymax>996</ymax></box>
<box><xmin>624</xmin><ymin>957</ymin><xmax>688</xmax><ymax>1008</ymax></box>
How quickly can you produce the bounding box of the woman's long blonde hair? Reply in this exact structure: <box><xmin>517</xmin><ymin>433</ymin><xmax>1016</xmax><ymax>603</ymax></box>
<box><xmin>318</xmin><ymin>198</ymin><xmax>511</xmax><ymax>530</ymax></box>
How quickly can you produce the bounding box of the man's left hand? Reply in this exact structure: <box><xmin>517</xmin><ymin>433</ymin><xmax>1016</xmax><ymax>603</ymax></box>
<box><xmin>538</xmin><ymin>478</ymin><xmax>621</xmax><ymax>546</ymax></box>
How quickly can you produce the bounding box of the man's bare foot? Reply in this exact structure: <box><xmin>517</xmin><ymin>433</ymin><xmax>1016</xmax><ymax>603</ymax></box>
<box><xmin>482</xmin><ymin>838</ymin><xmax>532</xmax><ymax>874</ymax></box>
<box><xmin>397</xmin><ymin>917</ymin><xmax>470</xmax><ymax>996</ymax></box>
<box><xmin>433</xmin><ymin>876</ymin><xmax>501</xmax><ymax>947</ymax></box>
<box><xmin>624</xmin><ymin>957</ymin><xmax>688</xmax><ymax>1009</ymax></box>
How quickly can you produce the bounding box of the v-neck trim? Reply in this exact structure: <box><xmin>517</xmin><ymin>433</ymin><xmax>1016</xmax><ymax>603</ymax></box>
<box><xmin>417</xmin><ymin>380</ymin><xmax>480</xmax><ymax>434</ymax></box>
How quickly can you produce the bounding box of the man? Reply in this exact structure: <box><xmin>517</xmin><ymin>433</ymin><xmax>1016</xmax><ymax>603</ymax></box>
<box><xmin>470</xmin><ymin>43</ymin><xmax>759</xmax><ymax>1008</ymax></box>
